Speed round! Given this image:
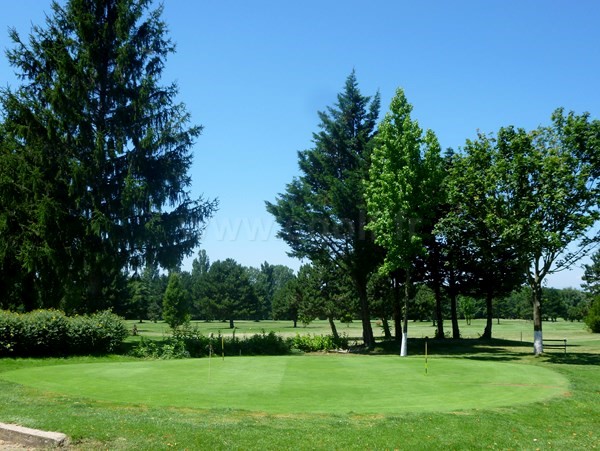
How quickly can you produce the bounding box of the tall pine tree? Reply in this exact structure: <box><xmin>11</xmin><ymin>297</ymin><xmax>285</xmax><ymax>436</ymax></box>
<box><xmin>0</xmin><ymin>0</ymin><xmax>216</xmax><ymax>312</ymax></box>
<box><xmin>266</xmin><ymin>71</ymin><xmax>381</xmax><ymax>347</ymax></box>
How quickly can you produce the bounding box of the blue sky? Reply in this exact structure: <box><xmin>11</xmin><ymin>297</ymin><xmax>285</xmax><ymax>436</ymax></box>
<box><xmin>1</xmin><ymin>1</ymin><xmax>599</xmax><ymax>288</ymax></box>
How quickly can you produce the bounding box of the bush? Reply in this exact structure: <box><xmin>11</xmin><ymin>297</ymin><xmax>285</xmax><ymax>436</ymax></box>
<box><xmin>290</xmin><ymin>333</ymin><xmax>348</xmax><ymax>352</ymax></box>
<box><xmin>0</xmin><ymin>309</ymin><xmax>128</xmax><ymax>357</ymax></box>
<box><xmin>129</xmin><ymin>337</ymin><xmax>190</xmax><ymax>359</ymax></box>
<box><xmin>584</xmin><ymin>299</ymin><xmax>600</xmax><ymax>333</ymax></box>
<box><xmin>131</xmin><ymin>326</ymin><xmax>293</xmax><ymax>359</ymax></box>
<box><xmin>67</xmin><ymin>311</ymin><xmax>129</xmax><ymax>354</ymax></box>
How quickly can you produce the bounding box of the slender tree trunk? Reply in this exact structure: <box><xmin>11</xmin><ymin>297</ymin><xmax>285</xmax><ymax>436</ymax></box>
<box><xmin>434</xmin><ymin>282</ymin><xmax>444</xmax><ymax>339</ymax></box>
<box><xmin>293</xmin><ymin>319</ymin><xmax>297</xmax><ymax>328</ymax></box>
<box><xmin>393</xmin><ymin>274</ymin><xmax>402</xmax><ymax>343</ymax></box>
<box><xmin>229</xmin><ymin>318</ymin><xmax>234</xmax><ymax>329</ymax></box>
<box><xmin>450</xmin><ymin>292</ymin><xmax>460</xmax><ymax>339</ymax></box>
<box><xmin>531</xmin><ymin>280</ymin><xmax>543</xmax><ymax>355</ymax></box>
<box><xmin>400</xmin><ymin>271</ymin><xmax>411</xmax><ymax>357</ymax></box>
<box><xmin>448</xmin><ymin>272</ymin><xmax>460</xmax><ymax>339</ymax></box>
<box><xmin>381</xmin><ymin>317</ymin><xmax>392</xmax><ymax>340</ymax></box>
<box><xmin>481</xmin><ymin>290</ymin><xmax>493</xmax><ymax>339</ymax></box>
<box><xmin>328</xmin><ymin>316</ymin><xmax>339</xmax><ymax>340</ymax></box>
<box><xmin>357</xmin><ymin>282</ymin><xmax>374</xmax><ymax>348</ymax></box>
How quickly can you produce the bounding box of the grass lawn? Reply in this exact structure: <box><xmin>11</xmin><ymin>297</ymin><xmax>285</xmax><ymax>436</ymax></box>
<box><xmin>0</xmin><ymin>319</ymin><xmax>598</xmax><ymax>450</ymax></box>
<box><xmin>0</xmin><ymin>356</ymin><xmax>569</xmax><ymax>414</ymax></box>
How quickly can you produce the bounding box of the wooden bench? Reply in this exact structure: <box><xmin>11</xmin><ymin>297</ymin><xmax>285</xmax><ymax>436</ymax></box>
<box><xmin>543</xmin><ymin>338</ymin><xmax>567</xmax><ymax>354</ymax></box>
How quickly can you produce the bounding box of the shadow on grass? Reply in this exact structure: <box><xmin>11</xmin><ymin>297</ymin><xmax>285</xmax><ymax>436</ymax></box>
<box><xmin>367</xmin><ymin>337</ymin><xmax>599</xmax><ymax>365</ymax></box>
<box><xmin>542</xmin><ymin>352</ymin><xmax>600</xmax><ymax>366</ymax></box>
<box><xmin>370</xmin><ymin>338</ymin><xmax>531</xmax><ymax>362</ymax></box>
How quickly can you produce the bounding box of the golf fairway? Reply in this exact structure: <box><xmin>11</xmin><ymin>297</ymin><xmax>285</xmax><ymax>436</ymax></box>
<box><xmin>0</xmin><ymin>355</ymin><xmax>569</xmax><ymax>414</ymax></box>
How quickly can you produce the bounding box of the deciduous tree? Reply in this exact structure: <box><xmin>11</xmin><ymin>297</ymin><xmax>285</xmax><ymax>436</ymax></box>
<box><xmin>365</xmin><ymin>88</ymin><xmax>445</xmax><ymax>355</ymax></box>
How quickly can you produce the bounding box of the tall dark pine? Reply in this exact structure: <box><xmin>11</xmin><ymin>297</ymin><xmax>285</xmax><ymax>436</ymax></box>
<box><xmin>0</xmin><ymin>0</ymin><xmax>215</xmax><ymax>312</ymax></box>
<box><xmin>266</xmin><ymin>71</ymin><xmax>381</xmax><ymax>347</ymax></box>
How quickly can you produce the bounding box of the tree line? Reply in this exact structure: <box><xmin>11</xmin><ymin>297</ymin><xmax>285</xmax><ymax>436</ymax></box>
<box><xmin>267</xmin><ymin>72</ymin><xmax>600</xmax><ymax>354</ymax></box>
<box><xmin>119</xmin><ymin>249</ymin><xmax>596</xmax><ymax>336</ymax></box>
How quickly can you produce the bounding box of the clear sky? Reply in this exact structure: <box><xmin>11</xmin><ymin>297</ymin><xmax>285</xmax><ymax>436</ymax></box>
<box><xmin>1</xmin><ymin>0</ymin><xmax>599</xmax><ymax>288</ymax></box>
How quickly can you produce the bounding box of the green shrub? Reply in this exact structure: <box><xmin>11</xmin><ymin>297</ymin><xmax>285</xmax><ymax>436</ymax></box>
<box><xmin>129</xmin><ymin>337</ymin><xmax>190</xmax><ymax>359</ymax></box>
<box><xmin>290</xmin><ymin>333</ymin><xmax>348</xmax><ymax>352</ymax></box>
<box><xmin>584</xmin><ymin>299</ymin><xmax>600</xmax><ymax>333</ymax></box>
<box><xmin>0</xmin><ymin>310</ymin><xmax>21</xmax><ymax>355</ymax></box>
<box><xmin>0</xmin><ymin>309</ymin><xmax>128</xmax><ymax>357</ymax></box>
<box><xmin>132</xmin><ymin>327</ymin><xmax>292</xmax><ymax>359</ymax></box>
<box><xmin>67</xmin><ymin>311</ymin><xmax>129</xmax><ymax>354</ymax></box>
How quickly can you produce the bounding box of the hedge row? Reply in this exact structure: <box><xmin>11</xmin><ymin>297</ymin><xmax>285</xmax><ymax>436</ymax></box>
<box><xmin>130</xmin><ymin>326</ymin><xmax>349</xmax><ymax>359</ymax></box>
<box><xmin>0</xmin><ymin>309</ymin><xmax>129</xmax><ymax>357</ymax></box>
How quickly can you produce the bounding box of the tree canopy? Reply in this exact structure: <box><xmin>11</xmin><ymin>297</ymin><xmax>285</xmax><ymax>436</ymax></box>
<box><xmin>365</xmin><ymin>88</ymin><xmax>445</xmax><ymax>354</ymax></box>
<box><xmin>266</xmin><ymin>70</ymin><xmax>381</xmax><ymax>347</ymax></box>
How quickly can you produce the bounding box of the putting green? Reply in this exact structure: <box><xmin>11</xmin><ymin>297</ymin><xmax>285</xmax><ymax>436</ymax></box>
<box><xmin>0</xmin><ymin>356</ymin><xmax>568</xmax><ymax>414</ymax></box>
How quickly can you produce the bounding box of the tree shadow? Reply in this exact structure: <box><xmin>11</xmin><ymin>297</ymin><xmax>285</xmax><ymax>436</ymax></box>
<box><xmin>368</xmin><ymin>337</ymin><xmax>599</xmax><ymax>365</ymax></box>
<box><xmin>542</xmin><ymin>352</ymin><xmax>600</xmax><ymax>366</ymax></box>
<box><xmin>371</xmin><ymin>338</ymin><xmax>531</xmax><ymax>362</ymax></box>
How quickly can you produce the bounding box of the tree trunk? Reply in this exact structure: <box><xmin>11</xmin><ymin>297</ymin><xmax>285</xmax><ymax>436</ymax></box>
<box><xmin>293</xmin><ymin>319</ymin><xmax>297</xmax><ymax>328</ymax></box>
<box><xmin>328</xmin><ymin>316</ymin><xmax>339</xmax><ymax>340</ymax></box>
<box><xmin>450</xmin><ymin>292</ymin><xmax>460</xmax><ymax>339</ymax></box>
<box><xmin>532</xmin><ymin>281</ymin><xmax>543</xmax><ymax>355</ymax></box>
<box><xmin>448</xmin><ymin>271</ymin><xmax>460</xmax><ymax>339</ymax></box>
<box><xmin>381</xmin><ymin>317</ymin><xmax>392</xmax><ymax>340</ymax></box>
<box><xmin>481</xmin><ymin>291</ymin><xmax>493</xmax><ymax>339</ymax></box>
<box><xmin>434</xmin><ymin>282</ymin><xmax>444</xmax><ymax>339</ymax></box>
<box><xmin>229</xmin><ymin>318</ymin><xmax>234</xmax><ymax>329</ymax></box>
<box><xmin>393</xmin><ymin>274</ymin><xmax>402</xmax><ymax>343</ymax></box>
<box><xmin>357</xmin><ymin>282</ymin><xmax>374</xmax><ymax>348</ymax></box>
<box><xmin>400</xmin><ymin>271</ymin><xmax>411</xmax><ymax>357</ymax></box>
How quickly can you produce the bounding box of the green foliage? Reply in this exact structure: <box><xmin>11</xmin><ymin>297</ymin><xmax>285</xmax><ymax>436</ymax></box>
<box><xmin>131</xmin><ymin>326</ymin><xmax>291</xmax><ymax>358</ymax></box>
<box><xmin>458</xmin><ymin>296</ymin><xmax>479</xmax><ymax>325</ymax></box>
<box><xmin>0</xmin><ymin>309</ymin><xmax>128</xmax><ymax>356</ymax></box>
<box><xmin>366</xmin><ymin>88</ymin><xmax>444</xmax><ymax>275</ymax></box>
<box><xmin>162</xmin><ymin>272</ymin><xmax>190</xmax><ymax>330</ymax></box>
<box><xmin>290</xmin><ymin>333</ymin><xmax>349</xmax><ymax>352</ymax></box>
<box><xmin>584</xmin><ymin>298</ymin><xmax>600</xmax><ymax>332</ymax></box>
<box><xmin>266</xmin><ymin>71</ymin><xmax>381</xmax><ymax>347</ymax></box>
<box><xmin>0</xmin><ymin>0</ymin><xmax>216</xmax><ymax>312</ymax></box>
<box><xmin>129</xmin><ymin>337</ymin><xmax>191</xmax><ymax>359</ymax></box>
<box><xmin>199</xmin><ymin>259</ymin><xmax>259</xmax><ymax>328</ymax></box>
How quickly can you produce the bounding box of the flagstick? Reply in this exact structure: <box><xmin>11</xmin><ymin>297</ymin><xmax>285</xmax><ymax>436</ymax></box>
<box><xmin>208</xmin><ymin>345</ymin><xmax>212</xmax><ymax>383</ymax></box>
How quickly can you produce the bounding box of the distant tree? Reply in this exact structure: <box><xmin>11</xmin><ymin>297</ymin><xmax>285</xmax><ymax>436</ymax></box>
<box><xmin>295</xmin><ymin>262</ymin><xmax>357</xmax><ymax>339</ymax></box>
<box><xmin>365</xmin><ymin>88</ymin><xmax>445</xmax><ymax>355</ymax></box>
<box><xmin>458</xmin><ymin>296</ymin><xmax>478</xmax><ymax>326</ymax></box>
<box><xmin>367</xmin><ymin>271</ymin><xmax>394</xmax><ymax>340</ymax></box>
<box><xmin>253</xmin><ymin>263</ymin><xmax>296</xmax><ymax>320</ymax></box>
<box><xmin>128</xmin><ymin>276</ymin><xmax>150</xmax><ymax>322</ymax></box>
<box><xmin>584</xmin><ymin>298</ymin><xmax>600</xmax><ymax>332</ymax></box>
<box><xmin>559</xmin><ymin>288</ymin><xmax>588</xmax><ymax>322</ymax></box>
<box><xmin>267</xmin><ymin>71</ymin><xmax>381</xmax><ymax>347</ymax></box>
<box><xmin>541</xmin><ymin>288</ymin><xmax>566</xmax><ymax>322</ymax></box>
<box><xmin>162</xmin><ymin>272</ymin><xmax>190</xmax><ymax>329</ymax></box>
<box><xmin>411</xmin><ymin>285</ymin><xmax>437</xmax><ymax>323</ymax></box>
<box><xmin>582</xmin><ymin>250</ymin><xmax>600</xmax><ymax>297</ymax></box>
<box><xmin>202</xmin><ymin>259</ymin><xmax>259</xmax><ymax>328</ymax></box>
<box><xmin>272</xmin><ymin>276</ymin><xmax>301</xmax><ymax>327</ymax></box>
<box><xmin>580</xmin><ymin>252</ymin><xmax>600</xmax><ymax>330</ymax></box>
<box><xmin>0</xmin><ymin>0</ymin><xmax>216</xmax><ymax>312</ymax></box>
<box><xmin>192</xmin><ymin>250</ymin><xmax>211</xmax><ymax>277</ymax></box>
